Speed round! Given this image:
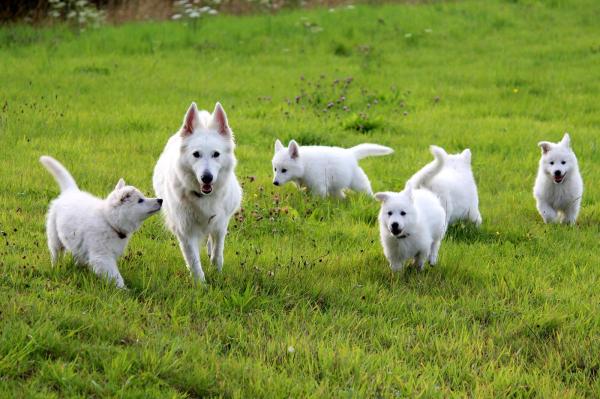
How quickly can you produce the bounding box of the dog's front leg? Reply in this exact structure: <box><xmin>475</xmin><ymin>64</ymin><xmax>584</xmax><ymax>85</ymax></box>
<box><xmin>563</xmin><ymin>197</ymin><xmax>581</xmax><ymax>225</ymax></box>
<box><xmin>89</xmin><ymin>255</ymin><xmax>126</xmax><ymax>289</ymax></box>
<box><xmin>536</xmin><ymin>199</ymin><xmax>558</xmax><ymax>223</ymax></box>
<box><xmin>177</xmin><ymin>234</ymin><xmax>205</xmax><ymax>283</ymax></box>
<box><xmin>209</xmin><ymin>226</ymin><xmax>226</xmax><ymax>272</ymax></box>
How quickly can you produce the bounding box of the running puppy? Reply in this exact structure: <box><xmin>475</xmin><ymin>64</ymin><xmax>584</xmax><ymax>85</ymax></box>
<box><xmin>408</xmin><ymin>145</ymin><xmax>482</xmax><ymax>226</ymax></box>
<box><xmin>153</xmin><ymin>102</ymin><xmax>242</xmax><ymax>283</ymax></box>
<box><xmin>534</xmin><ymin>133</ymin><xmax>583</xmax><ymax>224</ymax></box>
<box><xmin>272</xmin><ymin>140</ymin><xmax>393</xmax><ymax>198</ymax></box>
<box><xmin>40</xmin><ymin>156</ymin><xmax>162</xmax><ymax>288</ymax></box>
<box><xmin>375</xmin><ymin>146</ymin><xmax>447</xmax><ymax>272</ymax></box>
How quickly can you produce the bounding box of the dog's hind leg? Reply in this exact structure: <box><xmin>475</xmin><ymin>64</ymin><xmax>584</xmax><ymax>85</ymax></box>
<box><xmin>46</xmin><ymin>211</ymin><xmax>63</xmax><ymax>265</ymax></box>
<box><xmin>350</xmin><ymin>167</ymin><xmax>372</xmax><ymax>195</ymax></box>
<box><xmin>206</xmin><ymin>235</ymin><xmax>213</xmax><ymax>257</ymax></box>
<box><xmin>177</xmin><ymin>234</ymin><xmax>205</xmax><ymax>283</ymax></box>
<box><xmin>88</xmin><ymin>255</ymin><xmax>125</xmax><ymax>289</ymax></box>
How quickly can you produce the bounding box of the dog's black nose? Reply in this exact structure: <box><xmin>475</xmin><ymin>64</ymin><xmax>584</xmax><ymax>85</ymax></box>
<box><xmin>390</xmin><ymin>222</ymin><xmax>400</xmax><ymax>234</ymax></box>
<box><xmin>273</xmin><ymin>181</ymin><xmax>280</xmax><ymax>186</ymax></box>
<box><xmin>201</xmin><ymin>173</ymin><xmax>213</xmax><ymax>184</ymax></box>
<box><xmin>157</xmin><ymin>199</ymin><xmax>163</xmax><ymax>205</ymax></box>
<box><xmin>554</xmin><ymin>170</ymin><xmax>562</xmax><ymax>177</ymax></box>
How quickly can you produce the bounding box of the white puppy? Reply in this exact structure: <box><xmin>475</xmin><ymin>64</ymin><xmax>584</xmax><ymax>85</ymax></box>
<box><xmin>534</xmin><ymin>133</ymin><xmax>583</xmax><ymax>224</ymax></box>
<box><xmin>408</xmin><ymin>146</ymin><xmax>482</xmax><ymax>226</ymax></box>
<box><xmin>272</xmin><ymin>140</ymin><xmax>393</xmax><ymax>198</ymax></box>
<box><xmin>375</xmin><ymin>146</ymin><xmax>447</xmax><ymax>272</ymax></box>
<box><xmin>40</xmin><ymin>156</ymin><xmax>162</xmax><ymax>288</ymax></box>
<box><xmin>153</xmin><ymin>102</ymin><xmax>242</xmax><ymax>283</ymax></box>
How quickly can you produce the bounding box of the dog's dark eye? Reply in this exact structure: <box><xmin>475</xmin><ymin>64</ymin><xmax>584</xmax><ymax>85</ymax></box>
<box><xmin>550</xmin><ymin>161</ymin><xmax>554</xmax><ymax>165</ymax></box>
<box><xmin>561</xmin><ymin>160</ymin><xmax>566</xmax><ymax>165</ymax></box>
<box><xmin>138</xmin><ymin>198</ymin><xmax>144</xmax><ymax>204</ymax></box>
<box><xmin>274</xmin><ymin>167</ymin><xmax>277</xmax><ymax>172</ymax></box>
<box><xmin>281</xmin><ymin>168</ymin><xmax>287</xmax><ymax>173</ymax></box>
<box><xmin>193</xmin><ymin>151</ymin><xmax>200</xmax><ymax>158</ymax></box>
<box><xmin>400</xmin><ymin>211</ymin><xmax>406</xmax><ymax>216</ymax></box>
<box><xmin>387</xmin><ymin>211</ymin><xmax>393</xmax><ymax>216</ymax></box>
<box><xmin>212</xmin><ymin>151</ymin><xmax>220</xmax><ymax>158</ymax></box>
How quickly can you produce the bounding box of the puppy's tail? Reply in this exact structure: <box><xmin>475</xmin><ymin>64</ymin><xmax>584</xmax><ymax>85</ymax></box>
<box><xmin>40</xmin><ymin>156</ymin><xmax>78</xmax><ymax>192</ymax></box>
<box><xmin>349</xmin><ymin>143</ymin><xmax>394</xmax><ymax>160</ymax></box>
<box><xmin>406</xmin><ymin>145</ymin><xmax>446</xmax><ymax>189</ymax></box>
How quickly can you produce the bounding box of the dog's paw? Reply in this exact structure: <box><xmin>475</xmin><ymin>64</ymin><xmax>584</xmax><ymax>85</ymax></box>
<box><xmin>211</xmin><ymin>255</ymin><xmax>224</xmax><ymax>272</ymax></box>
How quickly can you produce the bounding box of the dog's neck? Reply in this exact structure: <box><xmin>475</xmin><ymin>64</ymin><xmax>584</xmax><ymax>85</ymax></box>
<box><xmin>103</xmin><ymin>207</ymin><xmax>137</xmax><ymax>240</ymax></box>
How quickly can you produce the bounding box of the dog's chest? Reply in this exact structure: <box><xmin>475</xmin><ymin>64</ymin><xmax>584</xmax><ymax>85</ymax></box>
<box><xmin>547</xmin><ymin>182</ymin><xmax>576</xmax><ymax>210</ymax></box>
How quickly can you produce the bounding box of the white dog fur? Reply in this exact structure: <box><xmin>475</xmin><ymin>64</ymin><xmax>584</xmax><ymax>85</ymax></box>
<box><xmin>375</xmin><ymin>146</ymin><xmax>447</xmax><ymax>272</ymax></box>
<box><xmin>153</xmin><ymin>102</ymin><xmax>242</xmax><ymax>283</ymax></box>
<box><xmin>534</xmin><ymin>133</ymin><xmax>583</xmax><ymax>224</ymax></box>
<box><xmin>408</xmin><ymin>145</ymin><xmax>482</xmax><ymax>226</ymax></box>
<box><xmin>271</xmin><ymin>140</ymin><xmax>393</xmax><ymax>198</ymax></box>
<box><xmin>40</xmin><ymin>156</ymin><xmax>162</xmax><ymax>288</ymax></box>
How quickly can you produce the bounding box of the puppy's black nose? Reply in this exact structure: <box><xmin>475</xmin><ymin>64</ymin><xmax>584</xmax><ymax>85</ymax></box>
<box><xmin>201</xmin><ymin>173</ymin><xmax>213</xmax><ymax>184</ymax></box>
<box><xmin>273</xmin><ymin>181</ymin><xmax>280</xmax><ymax>186</ymax></box>
<box><xmin>391</xmin><ymin>222</ymin><xmax>399</xmax><ymax>230</ymax></box>
<box><xmin>554</xmin><ymin>170</ymin><xmax>562</xmax><ymax>177</ymax></box>
<box><xmin>390</xmin><ymin>222</ymin><xmax>401</xmax><ymax>234</ymax></box>
<box><xmin>157</xmin><ymin>199</ymin><xmax>163</xmax><ymax>205</ymax></box>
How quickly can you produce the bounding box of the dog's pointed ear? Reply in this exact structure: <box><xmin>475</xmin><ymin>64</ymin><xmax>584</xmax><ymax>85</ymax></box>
<box><xmin>404</xmin><ymin>185</ymin><xmax>414</xmax><ymax>201</ymax></box>
<box><xmin>461</xmin><ymin>148</ymin><xmax>472</xmax><ymax>163</ymax></box>
<box><xmin>274</xmin><ymin>139</ymin><xmax>284</xmax><ymax>153</ymax></box>
<box><xmin>374</xmin><ymin>192</ymin><xmax>390</xmax><ymax>203</ymax></box>
<box><xmin>181</xmin><ymin>102</ymin><xmax>200</xmax><ymax>137</ymax></box>
<box><xmin>115</xmin><ymin>178</ymin><xmax>126</xmax><ymax>190</ymax></box>
<box><xmin>210</xmin><ymin>102</ymin><xmax>231</xmax><ymax>138</ymax></box>
<box><xmin>538</xmin><ymin>141</ymin><xmax>553</xmax><ymax>154</ymax></box>
<box><xmin>288</xmin><ymin>140</ymin><xmax>300</xmax><ymax>159</ymax></box>
<box><xmin>560</xmin><ymin>133</ymin><xmax>571</xmax><ymax>148</ymax></box>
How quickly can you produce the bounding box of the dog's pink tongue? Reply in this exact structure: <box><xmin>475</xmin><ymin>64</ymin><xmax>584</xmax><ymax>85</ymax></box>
<box><xmin>202</xmin><ymin>184</ymin><xmax>212</xmax><ymax>192</ymax></box>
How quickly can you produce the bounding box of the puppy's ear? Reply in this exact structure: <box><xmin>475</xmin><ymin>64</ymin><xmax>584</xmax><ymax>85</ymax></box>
<box><xmin>404</xmin><ymin>185</ymin><xmax>414</xmax><ymax>201</ymax></box>
<box><xmin>560</xmin><ymin>133</ymin><xmax>571</xmax><ymax>148</ymax></box>
<box><xmin>374</xmin><ymin>192</ymin><xmax>390</xmax><ymax>202</ymax></box>
<box><xmin>538</xmin><ymin>141</ymin><xmax>553</xmax><ymax>154</ymax></box>
<box><xmin>274</xmin><ymin>139</ymin><xmax>284</xmax><ymax>153</ymax></box>
<box><xmin>288</xmin><ymin>140</ymin><xmax>300</xmax><ymax>159</ymax></box>
<box><xmin>181</xmin><ymin>102</ymin><xmax>200</xmax><ymax>137</ymax></box>
<box><xmin>115</xmin><ymin>178</ymin><xmax>126</xmax><ymax>190</ymax></box>
<box><xmin>461</xmin><ymin>148</ymin><xmax>472</xmax><ymax>163</ymax></box>
<box><xmin>210</xmin><ymin>102</ymin><xmax>231</xmax><ymax>138</ymax></box>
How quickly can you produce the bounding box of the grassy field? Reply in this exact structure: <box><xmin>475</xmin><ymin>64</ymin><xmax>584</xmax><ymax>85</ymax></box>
<box><xmin>1</xmin><ymin>0</ymin><xmax>600</xmax><ymax>397</ymax></box>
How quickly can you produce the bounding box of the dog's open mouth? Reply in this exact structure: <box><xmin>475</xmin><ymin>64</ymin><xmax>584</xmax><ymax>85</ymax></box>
<box><xmin>201</xmin><ymin>184</ymin><xmax>213</xmax><ymax>195</ymax></box>
<box><xmin>554</xmin><ymin>174</ymin><xmax>565</xmax><ymax>183</ymax></box>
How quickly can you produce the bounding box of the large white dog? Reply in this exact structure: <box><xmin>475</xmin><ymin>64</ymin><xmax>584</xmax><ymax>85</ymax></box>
<box><xmin>534</xmin><ymin>133</ymin><xmax>583</xmax><ymax>224</ymax></box>
<box><xmin>375</xmin><ymin>146</ymin><xmax>447</xmax><ymax>272</ymax></box>
<box><xmin>40</xmin><ymin>156</ymin><xmax>162</xmax><ymax>288</ymax></box>
<box><xmin>153</xmin><ymin>102</ymin><xmax>242</xmax><ymax>283</ymax></box>
<box><xmin>272</xmin><ymin>140</ymin><xmax>393</xmax><ymax>198</ymax></box>
<box><xmin>408</xmin><ymin>146</ymin><xmax>482</xmax><ymax>226</ymax></box>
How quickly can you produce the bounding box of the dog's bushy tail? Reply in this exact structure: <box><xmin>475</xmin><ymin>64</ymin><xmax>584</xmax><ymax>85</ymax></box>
<box><xmin>406</xmin><ymin>145</ymin><xmax>446</xmax><ymax>189</ymax></box>
<box><xmin>40</xmin><ymin>156</ymin><xmax>78</xmax><ymax>192</ymax></box>
<box><xmin>349</xmin><ymin>143</ymin><xmax>394</xmax><ymax>160</ymax></box>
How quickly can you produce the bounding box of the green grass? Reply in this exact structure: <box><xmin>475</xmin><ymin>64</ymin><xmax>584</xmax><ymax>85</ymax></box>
<box><xmin>1</xmin><ymin>0</ymin><xmax>600</xmax><ymax>396</ymax></box>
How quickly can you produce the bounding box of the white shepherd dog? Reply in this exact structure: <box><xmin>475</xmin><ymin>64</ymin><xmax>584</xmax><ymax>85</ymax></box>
<box><xmin>534</xmin><ymin>133</ymin><xmax>583</xmax><ymax>224</ymax></box>
<box><xmin>407</xmin><ymin>146</ymin><xmax>482</xmax><ymax>226</ymax></box>
<box><xmin>375</xmin><ymin>146</ymin><xmax>447</xmax><ymax>272</ymax></box>
<box><xmin>271</xmin><ymin>139</ymin><xmax>393</xmax><ymax>198</ymax></box>
<box><xmin>153</xmin><ymin>102</ymin><xmax>242</xmax><ymax>283</ymax></box>
<box><xmin>40</xmin><ymin>156</ymin><xmax>162</xmax><ymax>288</ymax></box>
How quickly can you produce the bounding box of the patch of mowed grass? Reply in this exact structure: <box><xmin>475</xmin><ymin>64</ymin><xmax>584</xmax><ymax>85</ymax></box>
<box><xmin>1</xmin><ymin>0</ymin><xmax>600</xmax><ymax>396</ymax></box>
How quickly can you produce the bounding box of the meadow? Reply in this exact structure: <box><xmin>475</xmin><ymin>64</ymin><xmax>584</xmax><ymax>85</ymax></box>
<box><xmin>1</xmin><ymin>0</ymin><xmax>600</xmax><ymax>396</ymax></box>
